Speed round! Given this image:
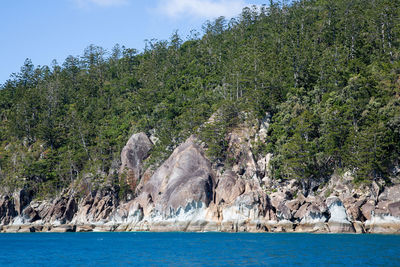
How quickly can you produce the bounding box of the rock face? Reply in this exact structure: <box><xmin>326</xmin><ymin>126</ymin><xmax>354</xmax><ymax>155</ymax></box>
<box><xmin>72</xmin><ymin>188</ymin><xmax>119</xmax><ymax>225</ymax></box>
<box><xmin>151</xmin><ymin>137</ymin><xmax>212</xmax><ymax>208</ymax></box>
<box><xmin>1</xmin><ymin>128</ymin><xmax>400</xmax><ymax>234</ymax></box>
<box><xmin>110</xmin><ymin>134</ymin><xmax>272</xmax><ymax>232</ymax></box>
<box><xmin>215</xmin><ymin>171</ymin><xmax>270</xmax><ymax>231</ymax></box>
<box><xmin>227</xmin><ymin>125</ymin><xmax>258</xmax><ymax>180</ymax></box>
<box><xmin>364</xmin><ymin>184</ymin><xmax>400</xmax><ymax>233</ymax></box>
<box><xmin>0</xmin><ymin>196</ymin><xmax>17</xmax><ymax>225</ymax></box>
<box><xmin>215</xmin><ymin>171</ymin><xmax>245</xmax><ymax>205</ymax></box>
<box><xmin>326</xmin><ymin>196</ymin><xmax>354</xmax><ymax>233</ymax></box>
<box><xmin>137</xmin><ymin>136</ymin><xmax>214</xmax><ymax>219</ymax></box>
<box><xmin>119</xmin><ymin>133</ymin><xmax>153</xmax><ymax>191</ymax></box>
<box><xmin>13</xmin><ymin>189</ymin><xmax>32</xmax><ymax>216</ymax></box>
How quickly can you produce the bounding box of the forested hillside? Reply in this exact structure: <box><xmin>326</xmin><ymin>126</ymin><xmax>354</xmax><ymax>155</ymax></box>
<box><xmin>0</xmin><ymin>0</ymin><xmax>399</xmax><ymax>198</ymax></box>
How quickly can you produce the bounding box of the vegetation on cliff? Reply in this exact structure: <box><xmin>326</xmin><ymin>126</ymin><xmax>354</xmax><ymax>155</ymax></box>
<box><xmin>0</xmin><ymin>0</ymin><xmax>399</xmax><ymax>198</ymax></box>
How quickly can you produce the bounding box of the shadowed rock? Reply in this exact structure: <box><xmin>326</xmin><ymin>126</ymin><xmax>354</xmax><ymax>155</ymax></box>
<box><xmin>378</xmin><ymin>185</ymin><xmax>400</xmax><ymax>202</ymax></box>
<box><xmin>361</xmin><ymin>201</ymin><xmax>375</xmax><ymax>220</ymax></box>
<box><xmin>119</xmin><ymin>133</ymin><xmax>153</xmax><ymax>190</ymax></box>
<box><xmin>219</xmin><ymin>179</ymin><xmax>269</xmax><ymax>224</ymax></box>
<box><xmin>215</xmin><ymin>170</ymin><xmax>245</xmax><ymax>205</ymax></box>
<box><xmin>326</xmin><ymin>196</ymin><xmax>354</xmax><ymax>233</ymax></box>
<box><xmin>227</xmin><ymin>125</ymin><xmax>258</xmax><ymax>180</ymax></box>
<box><xmin>13</xmin><ymin>189</ymin><xmax>32</xmax><ymax>216</ymax></box>
<box><xmin>343</xmin><ymin>197</ymin><xmax>365</xmax><ymax>221</ymax></box>
<box><xmin>140</xmin><ymin>136</ymin><xmax>214</xmax><ymax>217</ymax></box>
<box><xmin>0</xmin><ymin>196</ymin><xmax>17</xmax><ymax>225</ymax></box>
<box><xmin>73</xmin><ymin>188</ymin><xmax>118</xmax><ymax>224</ymax></box>
<box><xmin>388</xmin><ymin>202</ymin><xmax>400</xmax><ymax>217</ymax></box>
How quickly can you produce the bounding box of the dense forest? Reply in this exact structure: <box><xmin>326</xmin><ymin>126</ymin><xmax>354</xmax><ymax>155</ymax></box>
<box><xmin>0</xmin><ymin>0</ymin><xmax>399</xmax><ymax>198</ymax></box>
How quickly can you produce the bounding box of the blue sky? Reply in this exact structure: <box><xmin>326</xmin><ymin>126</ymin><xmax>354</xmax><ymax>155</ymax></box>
<box><xmin>1</xmin><ymin>0</ymin><xmax>267</xmax><ymax>84</ymax></box>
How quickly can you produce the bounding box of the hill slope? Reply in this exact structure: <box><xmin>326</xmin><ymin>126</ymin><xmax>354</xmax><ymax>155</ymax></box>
<box><xmin>0</xmin><ymin>0</ymin><xmax>399</xmax><ymax>199</ymax></box>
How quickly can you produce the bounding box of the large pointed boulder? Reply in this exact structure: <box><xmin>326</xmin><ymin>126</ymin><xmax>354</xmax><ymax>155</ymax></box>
<box><xmin>119</xmin><ymin>133</ymin><xmax>153</xmax><ymax>191</ymax></box>
<box><xmin>139</xmin><ymin>136</ymin><xmax>214</xmax><ymax>219</ymax></box>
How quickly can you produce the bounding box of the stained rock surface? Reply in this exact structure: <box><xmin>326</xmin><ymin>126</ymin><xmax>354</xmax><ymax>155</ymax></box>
<box><xmin>1</xmin><ymin>127</ymin><xmax>400</xmax><ymax>233</ymax></box>
<box><xmin>119</xmin><ymin>133</ymin><xmax>153</xmax><ymax>190</ymax></box>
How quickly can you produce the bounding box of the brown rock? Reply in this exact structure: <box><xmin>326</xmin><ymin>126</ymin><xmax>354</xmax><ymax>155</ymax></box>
<box><xmin>64</xmin><ymin>197</ymin><xmax>77</xmax><ymax>222</ymax></box>
<box><xmin>41</xmin><ymin>225</ymin><xmax>52</xmax><ymax>232</ymax></box>
<box><xmin>372</xmin><ymin>181</ymin><xmax>381</xmax><ymax>199</ymax></box>
<box><xmin>361</xmin><ymin>202</ymin><xmax>375</xmax><ymax>220</ymax></box>
<box><xmin>119</xmin><ymin>133</ymin><xmax>153</xmax><ymax>191</ymax></box>
<box><xmin>309</xmin><ymin>203</ymin><xmax>326</xmax><ymax>214</ymax></box>
<box><xmin>225</xmin><ymin>122</ymin><xmax>260</xmax><ymax>180</ymax></box>
<box><xmin>115</xmin><ymin>224</ymin><xmax>130</xmax><ymax>232</ymax></box>
<box><xmin>378</xmin><ymin>185</ymin><xmax>400</xmax><ymax>202</ymax></box>
<box><xmin>50</xmin><ymin>225</ymin><xmax>76</xmax><ymax>233</ymax></box>
<box><xmin>33</xmin><ymin>225</ymin><xmax>43</xmax><ymax>232</ymax></box>
<box><xmin>296</xmin><ymin>193</ymin><xmax>307</xmax><ymax>205</ymax></box>
<box><xmin>292</xmin><ymin>199</ymin><xmax>329</xmax><ymax>224</ymax></box>
<box><xmin>328</xmin><ymin>221</ymin><xmax>355</xmax><ymax>233</ymax></box>
<box><xmin>135</xmin><ymin>168</ymin><xmax>154</xmax><ymax>195</ymax></box>
<box><xmin>388</xmin><ymin>201</ymin><xmax>400</xmax><ymax>217</ymax></box>
<box><xmin>366</xmin><ymin>221</ymin><xmax>400</xmax><ymax>234</ymax></box>
<box><xmin>258</xmin><ymin>153</ymin><xmax>272</xmax><ymax>185</ymax></box>
<box><xmin>2</xmin><ymin>225</ymin><xmax>20</xmax><ymax>233</ymax></box>
<box><xmin>36</xmin><ymin>201</ymin><xmax>53</xmax><ymax>220</ymax></box>
<box><xmin>265</xmin><ymin>208</ymin><xmax>277</xmax><ymax>221</ymax></box>
<box><xmin>140</xmin><ymin>136</ymin><xmax>214</xmax><ymax>214</ymax></box>
<box><xmin>44</xmin><ymin>194</ymin><xmax>78</xmax><ymax>224</ymax></box>
<box><xmin>76</xmin><ymin>225</ymin><xmax>95</xmax><ymax>232</ymax></box>
<box><xmin>215</xmin><ymin>171</ymin><xmax>245</xmax><ymax>205</ymax></box>
<box><xmin>18</xmin><ymin>226</ymin><xmax>35</xmax><ymax>233</ymax></box>
<box><xmin>309</xmin><ymin>196</ymin><xmax>328</xmax><ymax>213</ymax></box>
<box><xmin>326</xmin><ymin>196</ymin><xmax>341</xmax><ymax>207</ymax></box>
<box><xmin>93</xmin><ymin>225</ymin><xmax>114</xmax><ymax>232</ymax></box>
<box><xmin>73</xmin><ymin>188</ymin><xmax>118</xmax><ymax>224</ymax></box>
<box><xmin>0</xmin><ymin>196</ymin><xmax>16</xmax><ymax>225</ymax></box>
<box><xmin>375</xmin><ymin>201</ymin><xmax>391</xmax><ymax>215</ymax></box>
<box><xmin>352</xmin><ymin>221</ymin><xmax>365</xmax><ymax>233</ymax></box>
<box><xmin>346</xmin><ymin>199</ymin><xmax>365</xmax><ymax>221</ymax></box>
<box><xmin>269</xmin><ymin>192</ymin><xmax>286</xmax><ymax>210</ymax></box>
<box><xmin>294</xmin><ymin>222</ymin><xmax>328</xmax><ymax>233</ymax></box>
<box><xmin>13</xmin><ymin>189</ymin><xmax>32</xmax><ymax>215</ymax></box>
<box><xmin>286</xmin><ymin>199</ymin><xmax>301</xmax><ymax>212</ymax></box>
<box><xmin>22</xmin><ymin>206</ymin><xmax>40</xmax><ymax>222</ymax></box>
<box><xmin>348</xmin><ymin>200</ymin><xmax>365</xmax><ymax>221</ymax></box>
<box><xmin>277</xmin><ymin>202</ymin><xmax>292</xmax><ymax>220</ymax></box>
<box><xmin>293</xmin><ymin>203</ymin><xmax>310</xmax><ymax>220</ymax></box>
<box><xmin>333</xmin><ymin>184</ymin><xmax>347</xmax><ymax>194</ymax></box>
<box><xmin>222</xmin><ymin>182</ymin><xmax>269</xmax><ymax>222</ymax></box>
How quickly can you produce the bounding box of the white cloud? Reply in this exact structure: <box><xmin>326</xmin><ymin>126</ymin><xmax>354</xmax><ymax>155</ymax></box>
<box><xmin>158</xmin><ymin>0</ymin><xmax>247</xmax><ymax>19</ymax></box>
<box><xmin>74</xmin><ymin>0</ymin><xmax>129</xmax><ymax>8</ymax></box>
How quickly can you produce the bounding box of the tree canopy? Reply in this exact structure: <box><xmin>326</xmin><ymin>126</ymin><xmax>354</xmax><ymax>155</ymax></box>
<box><xmin>0</xmin><ymin>0</ymin><xmax>399</xmax><ymax>197</ymax></box>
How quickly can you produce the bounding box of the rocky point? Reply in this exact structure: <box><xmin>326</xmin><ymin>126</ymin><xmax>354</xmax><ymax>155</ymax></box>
<box><xmin>1</xmin><ymin>117</ymin><xmax>400</xmax><ymax>234</ymax></box>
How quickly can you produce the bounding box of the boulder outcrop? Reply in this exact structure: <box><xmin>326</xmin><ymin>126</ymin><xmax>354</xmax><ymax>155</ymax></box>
<box><xmin>1</xmin><ymin>128</ymin><xmax>400</xmax><ymax>234</ymax></box>
<box><xmin>140</xmin><ymin>136</ymin><xmax>214</xmax><ymax>215</ymax></box>
<box><xmin>364</xmin><ymin>184</ymin><xmax>400</xmax><ymax>233</ymax></box>
<box><xmin>326</xmin><ymin>196</ymin><xmax>354</xmax><ymax>233</ymax></box>
<box><xmin>119</xmin><ymin>132</ymin><xmax>153</xmax><ymax>191</ymax></box>
<box><xmin>215</xmin><ymin>171</ymin><xmax>270</xmax><ymax>231</ymax></box>
<box><xmin>110</xmin><ymin>136</ymin><xmax>215</xmax><ymax>231</ymax></box>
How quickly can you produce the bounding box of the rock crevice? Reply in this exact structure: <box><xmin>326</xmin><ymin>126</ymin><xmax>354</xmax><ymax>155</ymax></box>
<box><xmin>1</xmin><ymin>131</ymin><xmax>400</xmax><ymax>234</ymax></box>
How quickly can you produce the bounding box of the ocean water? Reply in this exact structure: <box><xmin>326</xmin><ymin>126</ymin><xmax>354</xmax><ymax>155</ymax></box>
<box><xmin>0</xmin><ymin>232</ymin><xmax>399</xmax><ymax>266</ymax></box>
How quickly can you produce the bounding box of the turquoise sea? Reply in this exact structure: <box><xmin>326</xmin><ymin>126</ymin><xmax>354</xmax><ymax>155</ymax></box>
<box><xmin>0</xmin><ymin>232</ymin><xmax>399</xmax><ymax>266</ymax></box>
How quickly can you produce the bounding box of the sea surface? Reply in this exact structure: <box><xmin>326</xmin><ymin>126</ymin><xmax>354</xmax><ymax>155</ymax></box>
<box><xmin>0</xmin><ymin>232</ymin><xmax>399</xmax><ymax>266</ymax></box>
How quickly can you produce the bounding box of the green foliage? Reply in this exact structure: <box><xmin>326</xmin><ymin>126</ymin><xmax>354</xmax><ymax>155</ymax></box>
<box><xmin>198</xmin><ymin>101</ymin><xmax>241</xmax><ymax>161</ymax></box>
<box><xmin>0</xmin><ymin>0</ymin><xmax>399</xmax><ymax>197</ymax></box>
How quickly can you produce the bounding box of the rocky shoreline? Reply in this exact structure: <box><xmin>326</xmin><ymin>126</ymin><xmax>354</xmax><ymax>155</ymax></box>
<box><xmin>1</xmin><ymin>213</ymin><xmax>400</xmax><ymax>234</ymax></box>
<box><xmin>1</xmin><ymin>125</ymin><xmax>400</xmax><ymax>234</ymax></box>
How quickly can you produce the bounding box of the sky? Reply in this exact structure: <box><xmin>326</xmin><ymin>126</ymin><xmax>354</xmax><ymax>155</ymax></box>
<box><xmin>0</xmin><ymin>0</ymin><xmax>267</xmax><ymax>85</ymax></box>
